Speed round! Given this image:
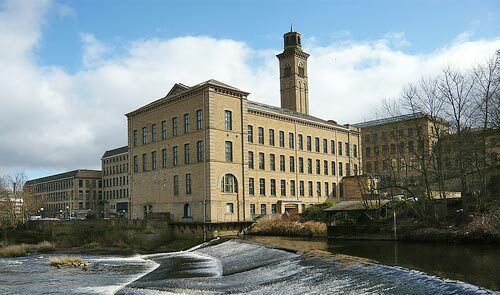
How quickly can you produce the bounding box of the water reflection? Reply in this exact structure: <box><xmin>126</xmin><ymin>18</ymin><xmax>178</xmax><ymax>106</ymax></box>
<box><xmin>245</xmin><ymin>235</ymin><xmax>500</xmax><ymax>291</ymax></box>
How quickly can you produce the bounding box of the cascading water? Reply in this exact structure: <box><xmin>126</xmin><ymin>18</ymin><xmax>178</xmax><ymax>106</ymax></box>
<box><xmin>1</xmin><ymin>240</ymin><xmax>498</xmax><ymax>295</ymax></box>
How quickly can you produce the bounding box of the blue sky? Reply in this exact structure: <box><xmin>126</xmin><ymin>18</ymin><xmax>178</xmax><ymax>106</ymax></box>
<box><xmin>40</xmin><ymin>0</ymin><xmax>499</xmax><ymax>71</ymax></box>
<box><xmin>1</xmin><ymin>0</ymin><xmax>499</xmax><ymax>180</ymax></box>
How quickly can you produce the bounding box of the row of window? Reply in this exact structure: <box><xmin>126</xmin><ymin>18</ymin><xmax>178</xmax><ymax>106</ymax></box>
<box><xmin>103</xmin><ymin>163</ymin><xmax>129</xmax><ymax>176</ymax></box>
<box><xmin>103</xmin><ymin>154</ymin><xmax>128</xmax><ymax>165</ymax></box>
<box><xmin>103</xmin><ymin>176</ymin><xmax>129</xmax><ymax>188</ymax></box>
<box><xmin>247</xmin><ymin>152</ymin><xmax>358</xmax><ymax>176</ymax></box>
<box><xmin>365</xmin><ymin>140</ymin><xmax>423</xmax><ymax>157</ymax></box>
<box><xmin>247</xmin><ymin>126</ymin><xmax>358</xmax><ymax>157</ymax></box>
<box><xmin>365</xmin><ymin>158</ymin><xmax>420</xmax><ymax>174</ymax></box>
<box><xmin>365</xmin><ymin>127</ymin><xmax>420</xmax><ymax>143</ymax></box>
<box><xmin>104</xmin><ymin>188</ymin><xmax>129</xmax><ymax>200</ymax></box>
<box><xmin>133</xmin><ymin>110</ymin><xmax>204</xmax><ymax>146</ymax></box>
<box><xmin>247</xmin><ymin>178</ymin><xmax>343</xmax><ymax>198</ymax></box>
<box><xmin>133</xmin><ymin>141</ymin><xmax>204</xmax><ymax>173</ymax></box>
<box><xmin>32</xmin><ymin>179</ymin><xmax>73</xmax><ymax>193</ymax></box>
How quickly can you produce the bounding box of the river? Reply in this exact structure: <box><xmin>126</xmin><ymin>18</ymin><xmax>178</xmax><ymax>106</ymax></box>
<box><xmin>0</xmin><ymin>238</ymin><xmax>498</xmax><ymax>294</ymax></box>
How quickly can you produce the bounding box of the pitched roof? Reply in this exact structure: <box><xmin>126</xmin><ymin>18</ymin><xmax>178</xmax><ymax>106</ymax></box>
<box><xmin>126</xmin><ymin>79</ymin><xmax>249</xmax><ymax>117</ymax></box>
<box><xmin>102</xmin><ymin>146</ymin><xmax>128</xmax><ymax>159</ymax></box>
<box><xmin>25</xmin><ymin>169</ymin><xmax>102</xmax><ymax>186</ymax></box>
<box><xmin>353</xmin><ymin>112</ymin><xmax>427</xmax><ymax>128</ymax></box>
<box><xmin>247</xmin><ymin>100</ymin><xmax>352</xmax><ymax>131</ymax></box>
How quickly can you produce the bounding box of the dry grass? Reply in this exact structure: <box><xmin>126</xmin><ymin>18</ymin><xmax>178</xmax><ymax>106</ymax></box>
<box><xmin>49</xmin><ymin>256</ymin><xmax>88</xmax><ymax>268</ymax></box>
<box><xmin>249</xmin><ymin>218</ymin><xmax>327</xmax><ymax>237</ymax></box>
<box><xmin>0</xmin><ymin>241</ymin><xmax>55</xmax><ymax>257</ymax></box>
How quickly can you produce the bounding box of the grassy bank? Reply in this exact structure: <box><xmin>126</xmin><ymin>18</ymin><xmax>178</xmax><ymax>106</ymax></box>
<box><xmin>248</xmin><ymin>218</ymin><xmax>327</xmax><ymax>237</ymax></box>
<box><xmin>0</xmin><ymin>241</ymin><xmax>56</xmax><ymax>257</ymax></box>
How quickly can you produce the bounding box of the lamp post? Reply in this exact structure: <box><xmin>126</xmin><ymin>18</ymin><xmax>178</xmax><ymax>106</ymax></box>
<box><xmin>66</xmin><ymin>206</ymin><xmax>69</xmax><ymax>220</ymax></box>
<box><xmin>40</xmin><ymin>207</ymin><xmax>44</xmax><ymax>218</ymax></box>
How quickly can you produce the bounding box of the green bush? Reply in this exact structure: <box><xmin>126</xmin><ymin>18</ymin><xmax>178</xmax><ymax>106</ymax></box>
<box><xmin>301</xmin><ymin>201</ymin><xmax>336</xmax><ymax>222</ymax></box>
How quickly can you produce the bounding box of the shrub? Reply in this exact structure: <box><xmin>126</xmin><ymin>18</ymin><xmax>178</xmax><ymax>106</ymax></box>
<box><xmin>0</xmin><ymin>244</ymin><xmax>27</xmax><ymax>257</ymax></box>
<box><xmin>31</xmin><ymin>241</ymin><xmax>56</xmax><ymax>253</ymax></box>
<box><xmin>49</xmin><ymin>256</ymin><xmax>88</xmax><ymax>268</ymax></box>
<box><xmin>249</xmin><ymin>218</ymin><xmax>327</xmax><ymax>237</ymax></box>
<box><xmin>301</xmin><ymin>201</ymin><xmax>336</xmax><ymax>222</ymax></box>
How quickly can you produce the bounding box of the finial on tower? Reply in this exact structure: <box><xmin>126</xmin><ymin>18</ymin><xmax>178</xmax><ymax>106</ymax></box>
<box><xmin>290</xmin><ymin>23</ymin><xmax>293</xmax><ymax>32</ymax></box>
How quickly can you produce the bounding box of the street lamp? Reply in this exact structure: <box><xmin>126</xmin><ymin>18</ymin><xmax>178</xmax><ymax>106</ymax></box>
<box><xmin>40</xmin><ymin>207</ymin><xmax>44</xmax><ymax>218</ymax></box>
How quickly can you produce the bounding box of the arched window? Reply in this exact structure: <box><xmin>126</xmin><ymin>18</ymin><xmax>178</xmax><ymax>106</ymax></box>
<box><xmin>284</xmin><ymin>65</ymin><xmax>291</xmax><ymax>77</ymax></box>
<box><xmin>183</xmin><ymin>203</ymin><xmax>191</xmax><ymax>218</ymax></box>
<box><xmin>221</xmin><ymin>174</ymin><xmax>238</xmax><ymax>193</ymax></box>
<box><xmin>298</xmin><ymin>63</ymin><xmax>305</xmax><ymax>77</ymax></box>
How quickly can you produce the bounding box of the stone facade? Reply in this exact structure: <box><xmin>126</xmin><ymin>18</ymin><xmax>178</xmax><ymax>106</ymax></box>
<box><xmin>126</xmin><ymin>30</ymin><xmax>362</xmax><ymax>222</ymax></box>
<box><xmin>102</xmin><ymin>146</ymin><xmax>130</xmax><ymax>218</ymax></box>
<box><xmin>24</xmin><ymin>170</ymin><xmax>102</xmax><ymax>218</ymax></box>
<box><xmin>354</xmin><ymin>113</ymin><xmax>449</xmax><ymax>183</ymax></box>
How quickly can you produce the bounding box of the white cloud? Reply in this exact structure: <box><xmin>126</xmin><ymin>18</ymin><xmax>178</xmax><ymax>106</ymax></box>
<box><xmin>1</xmin><ymin>0</ymin><xmax>500</xmax><ymax>177</ymax></box>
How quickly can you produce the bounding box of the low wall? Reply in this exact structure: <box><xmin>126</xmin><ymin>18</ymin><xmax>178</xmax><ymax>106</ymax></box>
<box><xmin>6</xmin><ymin>220</ymin><xmax>253</xmax><ymax>250</ymax></box>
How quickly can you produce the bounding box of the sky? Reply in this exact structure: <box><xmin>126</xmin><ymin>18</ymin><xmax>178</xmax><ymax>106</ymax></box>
<box><xmin>1</xmin><ymin>0</ymin><xmax>499</xmax><ymax>180</ymax></box>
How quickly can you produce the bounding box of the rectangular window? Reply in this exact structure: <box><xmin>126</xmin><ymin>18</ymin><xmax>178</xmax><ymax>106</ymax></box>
<box><xmin>331</xmin><ymin>161</ymin><xmax>336</xmax><ymax>176</ymax></box>
<box><xmin>260</xmin><ymin>204</ymin><xmax>266</xmax><ymax>215</ymax></box>
<box><xmin>270</xmin><ymin>179</ymin><xmax>276</xmax><ymax>196</ymax></box>
<box><xmin>184</xmin><ymin>113</ymin><xmax>190</xmax><ymax>133</ymax></box>
<box><xmin>332</xmin><ymin>183</ymin><xmax>337</xmax><ymax>198</ymax></box>
<box><xmin>289</xmin><ymin>156</ymin><xmax>295</xmax><ymax>172</ymax></box>
<box><xmin>258</xmin><ymin>127</ymin><xmax>264</xmax><ymax>144</ymax></box>
<box><xmin>331</xmin><ymin>140</ymin><xmax>335</xmax><ymax>154</ymax></box>
<box><xmin>346</xmin><ymin>163</ymin><xmax>351</xmax><ymax>176</ymax></box>
<box><xmin>353</xmin><ymin>144</ymin><xmax>358</xmax><ymax>157</ymax></box>
<box><xmin>248</xmin><ymin>125</ymin><xmax>253</xmax><ymax>143</ymax></box>
<box><xmin>316</xmin><ymin>182</ymin><xmax>321</xmax><ymax>197</ymax></box>
<box><xmin>270</xmin><ymin>154</ymin><xmax>276</xmax><ymax>171</ymax></box>
<box><xmin>250</xmin><ymin>204</ymin><xmax>256</xmax><ymax>216</ymax></box>
<box><xmin>249</xmin><ymin>178</ymin><xmax>255</xmax><ymax>195</ymax></box>
<box><xmin>316</xmin><ymin>159</ymin><xmax>321</xmax><ymax>174</ymax></box>
<box><xmin>184</xmin><ymin>144</ymin><xmax>190</xmax><ymax>164</ymax></box>
<box><xmin>197</xmin><ymin>141</ymin><xmax>204</xmax><ymax>162</ymax></box>
<box><xmin>196</xmin><ymin>110</ymin><xmax>203</xmax><ymax>130</ymax></box>
<box><xmin>408</xmin><ymin>141</ymin><xmax>415</xmax><ymax>153</ymax></box>
<box><xmin>306</xmin><ymin>136</ymin><xmax>312</xmax><ymax>151</ymax></box>
<box><xmin>259</xmin><ymin>152</ymin><xmax>265</xmax><ymax>170</ymax></box>
<box><xmin>308</xmin><ymin>181</ymin><xmax>313</xmax><ymax>197</ymax></box>
<box><xmin>338</xmin><ymin>141</ymin><xmax>343</xmax><ymax>155</ymax></box>
<box><xmin>225</xmin><ymin>110</ymin><xmax>232</xmax><ymax>131</ymax></box>
<box><xmin>162</xmin><ymin>149</ymin><xmax>167</xmax><ymax>168</ymax></box>
<box><xmin>279</xmin><ymin>131</ymin><xmax>285</xmax><ymax>147</ymax></box>
<box><xmin>269</xmin><ymin>129</ymin><xmax>275</xmax><ymax>146</ymax></box>
<box><xmin>354</xmin><ymin>164</ymin><xmax>358</xmax><ymax>175</ymax></box>
<box><xmin>271</xmin><ymin>204</ymin><xmax>277</xmax><ymax>214</ymax></box>
<box><xmin>280</xmin><ymin>180</ymin><xmax>286</xmax><ymax>196</ymax></box>
<box><xmin>152</xmin><ymin>151</ymin><xmax>157</xmax><ymax>170</ymax></box>
<box><xmin>325</xmin><ymin>182</ymin><xmax>329</xmax><ymax>197</ymax></box>
<box><xmin>161</xmin><ymin>121</ymin><xmax>167</xmax><ymax>139</ymax></box>
<box><xmin>133</xmin><ymin>155</ymin><xmax>138</xmax><ymax>173</ymax></box>
<box><xmin>289</xmin><ymin>133</ymin><xmax>295</xmax><ymax>149</ymax></box>
<box><xmin>345</xmin><ymin>143</ymin><xmax>350</xmax><ymax>156</ymax></box>
<box><xmin>307</xmin><ymin>158</ymin><xmax>312</xmax><ymax>174</ymax></box>
<box><xmin>324</xmin><ymin>160</ymin><xmax>328</xmax><ymax>175</ymax></box>
<box><xmin>259</xmin><ymin>178</ymin><xmax>266</xmax><ymax>195</ymax></box>
<box><xmin>323</xmin><ymin>139</ymin><xmax>328</xmax><ymax>153</ymax></box>
<box><xmin>299</xmin><ymin>181</ymin><xmax>305</xmax><ymax>196</ymax></box>
<box><xmin>298</xmin><ymin>134</ymin><xmax>303</xmax><ymax>150</ymax></box>
<box><xmin>142</xmin><ymin>127</ymin><xmax>147</xmax><ymax>144</ymax></box>
<box><xmin>133</xmin><ymin>130</ymin><xmax>138</xmax><ymax>146</ymax></box>
<box><xmin>225</xmin><ymin>141</ymin><xmax>233</xmax><ymax>162</ymax></box>
<box><xmin>248</xmin><ymin>151</ymin><xmax>254</xmax><ymax>169</ymax></box>
<box><xmin>339</xmin><ymin>162</ymin><xmax>343</xmax><ymax>176</ymax></box>
<box><xmin>173</xmin><ymin>146</ymin><xmax>179</xmax><ymax>166</ymax></box>
<box><xmin>185</xmin><ymin>174</ymin><xmax>192</xmax><ymax>194</ymax></box>
<box><xmin>290</xmin><ymin>180</ymin><xmax>296</xmax><ymax>196</ymax></box>
<box><xmin>226</xmin><ymin>203</ymin><xmax>234</xmax><ymax>214</ymax></box>
<box><xmin>298</xmin><ymin>157</ymin><xmax>304</xmax><ymax>173</ymax></box>
<box><xmin>172</xmin><ymin>117</ymin><xmax>178</xmax><ymax>136</ymax></box>
<box><xmin>142</xmin><ymin>153</ymin><xmax>147</xmax><ymax>171</ymax></box>
<box><xmin>173</xmin><ymin>175</ymin><xmax>179</xmax><ymax>195</ymax></box>
<box><xmin>151</xmin><ymin>124</ymin><xmax>157</xmax><ymax>142</ymax></box>
<box><xmin>279</xmin><ymin>155</ymin><xmax>285</xmax><ymax>172</ymax></box>
<box><xmin>315</xmin><ymin>137</ymin><xmax>320</xmax><ymax>152</ymax></box>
